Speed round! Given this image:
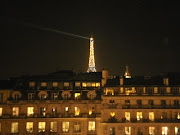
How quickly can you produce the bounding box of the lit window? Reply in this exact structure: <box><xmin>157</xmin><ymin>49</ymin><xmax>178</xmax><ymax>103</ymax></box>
<box><xmin>64</xmin><ymin>82</ymin><xmax>69</xmax><ymax>87</ymax></box>
<box><xmin>52</xmin><ymin>82</ymin><xmax>58</xmax><ymax>87</ymax></box>
<box><xmin>149</xmin><ymin>112</ymin><xmax>154</xmax><ymax>121</ymax></box>
<box><xmin>143</xmin><ymin>87</ymin><xmax>146</xmax><ymax>93</ymax></box>
<box><xmin>88</xmin><ymin>121</ymin><xmax>95</xmax><ymax>132</ymax></box>
<box><xmin>75</xmin><ymin>93</ymin><xmax>81</xmax><ymax>100</ymax></box>
<box><xmin>74</xmin><ymin>122</ymin><xmax>81</xmax><ymax>133</ymax></box>
<box><xmin>41</xmin><ymin>82</ymin><xmax>47</xmax><ymax>87</ymax></box>
<box><xmin>65</xmin><ymin>107</ymin><xmax>69</xmax><ymax>112</ymax></box>
<box><xmin>149</xmin><ymin>127</ymin><xmax>155</xmax><ymax>135</ymax></box>
<box><xmin>177</xmin><ymin>112</ymin><xmax>180</xmax><ymax>119</ymax></box>
<box><xmin>105</xmin><ymin>88</ymin><xmax>114</xmax><ymax>95</ymax></box>
<box><xmin>92</xmin><ymin>83</ymin><xmax>96</xmax><ymax>87</ymax></box>
<box><xmin>125</xmin><ymin>127</ymin><xmax>131</xmax><ymax>135</ymax></box>
<box><xmin>38</xmin><ymin>122</ymin><xmax>45</xmax><ymax>132</ymax></box>
<box><xmin>11</xmin><ymin>122</ymin><xmax>18</xmax><ymax>133</ymax></box>
<box><xmin>87</xmin><ymin>82</ymin><xmax>91</xmax><ymax>87</ymax></box>
<box><xmin>82</xmin><ymin>82</ymin><xmax>87</xmax><ymax>87</ymax></box>
<box><xmin>125</xmin><ymin>112</ymin><xmax>130</xmax><ymax>122</ymax></box>
<box><xmin>136</xmin><ymin>112</ymin><xmax>143</xmax><ymax>121</ymax></box>
<box><xmin>110</xmin><ymin>127</ymin><xmax>115</xmax><ymax>135</ymax></box>
<box><xmin>50</xmin><ymin>122</ymin><xmax>57</xmax><ymax>132</ymax></box>
<box><xmin>0</xmin><ymin>108</ymin><xmax>2</xmax><ymax>117</ymax></box>
<box><xmin>28</xmin><ymin>93</ymin><xmax>34</xmax><ymax>100</ymax></box>
<box><xmin>40</xmin><ymin>107</ymin><xmax>46</xmax><ymax>117</ymax></box>
<box><xmin>89</xmin><ymin>109</ymin><xmax>92</xmax><ymax>115</ymax></box>
<box><xmin>154</xmin><ymin>87</ymin><xmax>158</xmax><ymax>93</ymax></box>
<box><xmin>166</xmin><ymin>87</ymin><xmax>171</xmax><ymax>93</ymax></box>
<box><xmin>26</xmin><ymin>122</ymin><xmax>33</xmax><ymax>133</ymax></box>
<box><xmin>12</xmin><ymin>107</ymin><xmax>19</xmax><ymax>117</ymax></box>
<box><xmin>110</xmin><ymin>112</ymin><xmax>115</xmax><ymax>117</ymax></box>
<box><xmin>75</xmin><ymin>82</ymin><xmax>81</xmax><ymax>87</ymax></box>
<box><xmin>75</xmin><ymin>107</ymin><xmax>80</xmax><ymax>116</ymax></box>
<box><xmin>27</xmin><ymin>107</ymin><xmax>34</xmax><ymax>116</ymax></box>
<box><xmin>162</xmin><ymin>127</ymin><xmax>168</xmax><ymax>135</ymax></box>
<box><xmin>175</xmin><ymin>127</ymin><xmax>180</xmax><ymax>135</ymax></box>
<box><xmin>62</xmin><ymin>122</ymin><xmax>69</xmax><ymax>133</ymax></box>
<box><xmin>96</xmin><ymin>83</ymin><xmax>100</xmax><ymax>87</ymax></box>
<box><xmin>29</xmin><ymin>82</ymin><xmax>35</xmax><ymax>87</ymax></box>
<box><xmin>120</xmin><ymin>87</ymin><xmax>124</xmax><ymax>93</ymax></box>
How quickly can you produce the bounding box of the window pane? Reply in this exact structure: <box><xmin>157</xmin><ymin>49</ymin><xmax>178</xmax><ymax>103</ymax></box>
<box><xmin>50</xmin><ymin>122</ymin><xmax>57</xmax><ymax>132</ymax></box>
<box><xmin>74</xmin><ymin>122</ymin><xmax>81</xmax><ymax>133</ymax></box>
<box><xmin>11</xmin><ymin>122</ymin><xmax>18</xmax><ymax>133</ymax></box>
<box><xmin>0</xmin><ymin>108</ymin><xmax>2</xmax><ymax>116</ymax></box>
<box><xmin>125</xmin><ymin>112</ymin><xmax>130</xmax><ymax>122</ymax></box>
<box><xmin>26</xmin><ymin>122</ymin><xmax>33</xmax><ymax>133</ymax></box>
<box><xmin>162</xmin><ymin>127</ymin><xmax>168</xmax><ymax>135</ymax></box>
<box><xmin>149</xmin><ymin>112</ymin><xmax>154</xmax><ymax>121</ymax></box>
<box><xmin>88</xmin><ymin>121</ymin><xmax>95</xmax><ymax>132</ymax></box>
<box><xmin>62</xmin><ymin>122</ymin><xmax>69</xmax><ymax>133</ymax></box>
<box><xmin>125</xmin><ymin>127</ymin><xmax>131</xmax><ymax>135</ymax></box>
<box><xmin>38</xmin><ymin>122</ymin><xmax>45</xmax><ymax>132</ymax></box>
<box><xmin>149</xmin><ymin>127</ymin><xmax>155</xmax><ymax>135</ymax></box>
<box><xmin>12</xmin><ymin>107</ymin><xmax>19</xmax><ymax>117</ymax></box>
<box><xmin>27</xmin><ymin>107</ymin><xmax>34</xmax><ymax>116</ymax></box>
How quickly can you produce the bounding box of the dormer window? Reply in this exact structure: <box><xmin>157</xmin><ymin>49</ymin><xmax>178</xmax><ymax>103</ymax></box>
<box><xmin>11</xmin><ymin>91</ymin><xmax>22</xmax><ymax>100</ymax></box>
<box><xmin>29</xmin><ymin>82</ymin><xmax>35</xmax><ymax>87</ymax></box>
<box><xmin>38</xmin><ymin>91</ymin><xmax>48</xmax><ymax>100</ymax></box>
<box><xmin>75</xmin><ymin>82</ymin><xmax>81</xmax><ymax>87</ymax></box>
<box><xmin>41</xmin><ymin>82</ymin><xmax>47</xmax><ymax>87</ymax></box>
<box><xmin>52</xmin><ymin>82</ymin><xmax>58</xmax><ymax>87</ymax></box>
<box><xmin>61</xmin><ymin>91</ymin><xmax>71</xmax><ymax>100</ymax></box>
<box><xmin>64</xmin><ymin>82</ymin><xmax>69</xmax><ymax>87</ymax></box>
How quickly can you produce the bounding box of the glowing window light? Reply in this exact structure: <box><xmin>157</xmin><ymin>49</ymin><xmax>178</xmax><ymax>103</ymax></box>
<box><xmin>88</xmin><ymin>121</ymin><xmax>95</xmax><ymax>132</ymax></box>
<box><xmin>62</xmin><ymin>122</ymin><xmax>69</xmax><ymax>133</ymax></box>
<box><xmin>75</xmin><ymin>107</ymin><xmax>80</xmax><ymax>116</ymax></box>
<box><xmin>82</xmin><ymin>83</ymin><xmax>87</xmax><ymax>87</ymax></box>
<box><xmin>41</xmin><ymin>82</ymin><xmax>47</xmax><ymax>87</ymax></box>
<box><xmin>136</xmin><ymin>112</ymin><xmax>143</xmax><ymax>121</ymax></box>
<box><xmin>27</xmin><ymin>107</ymin><xmax>34</xmax><ymax>116</ymax></box>
<box><xmin>11</xmin><ymin>122</ymin><xmax>18</xmax><ymax>133</ymax></box>
<box><xmin>125</xmin><ymin>112</ymin><xmax>130</xmax><ymax>122</ymax></box>
<box><xmin>65</xmin><ymin>107</ymin><xmax>68</xmax><ymax>112</ymax></box>
<box><xmin>125</xmin><ymin>127</ymin><xmax>131</xmax><ymax>135</ymax></box>
<box><xmin>110</xmin><ymin>112</ymin><xmax>115</xmax><ymax>117</ymax></box>
<box><xmin>38</xmin><ymin>122</ymin><xmax>45</xmax><ymax>132</ymax></box>
<box><xmin>26</xmin><ymin>122</ymin><xmax>33</xmax><ymax>133</ymax></box>
<box><xmin>52</xmin><ymin>82</ymin><xmax>58</xmax><ymax>87</ymax></box>
<box><xmin>149</xmin><ymin>127</ymin><xmax>155</xmax><ymax>135</ymax></box>
<box><xmin>89</xmin><ymin>109</ymin><xmax>92</xmax><ymax>115</ymax></box>
<box><xmin>162</xmin><ymin>127</ymin><xmax>168</xmax><ymax>135</ymax></box>
<box><xmin>50</xmin><ymin>122</ymin><xmax>57</xmax><ymax>132</ymax></box>
<box><xmin>149</xmin><ymin>112</ymin><xmax>154</xmax><ymax>121</ymax></box>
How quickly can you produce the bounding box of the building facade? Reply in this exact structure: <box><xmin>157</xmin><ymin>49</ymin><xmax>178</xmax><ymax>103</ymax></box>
<box><xmin>0</xmin><ymin>70</ymin><xmax>180</xmax><ymax>135</ymax></box>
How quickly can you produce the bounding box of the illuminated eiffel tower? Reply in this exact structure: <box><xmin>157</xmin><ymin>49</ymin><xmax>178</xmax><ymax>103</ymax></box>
<box><xmin>87</xmin><ymin>37</ymin><xmax>96</xmax><ymax>72</ymax></box>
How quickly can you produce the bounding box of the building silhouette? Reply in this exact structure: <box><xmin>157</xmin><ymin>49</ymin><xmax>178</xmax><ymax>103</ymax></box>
<box><xmin>0</xmin><ymin>69</ymin><xmax>180</xmax><ymax>135</ymax></box>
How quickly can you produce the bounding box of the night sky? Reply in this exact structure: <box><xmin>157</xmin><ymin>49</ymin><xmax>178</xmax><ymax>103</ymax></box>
<box><xmin>0</xmin><ymin>1</ymin><xmax>174</xmax><ymax>79</ymax></box>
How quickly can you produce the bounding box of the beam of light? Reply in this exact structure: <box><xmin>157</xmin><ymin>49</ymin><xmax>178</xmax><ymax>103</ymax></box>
<box><xmin>5</xmin><ymin>17</ymin><xmax>90</xmax><ymax>40</ymax></box>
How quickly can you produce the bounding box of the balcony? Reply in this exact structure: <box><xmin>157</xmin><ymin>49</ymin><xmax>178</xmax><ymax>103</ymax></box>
<box><xmin>122</xmin><ymin>105</ymin><xmax>180</xmax><ymax>109</ymax></box>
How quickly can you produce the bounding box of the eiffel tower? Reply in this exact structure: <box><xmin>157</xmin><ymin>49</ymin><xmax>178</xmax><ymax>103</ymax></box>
<box><xmin>87</xmin><ymin>37</ymin><xmax>96</xmax><ymax>72</ymax></box>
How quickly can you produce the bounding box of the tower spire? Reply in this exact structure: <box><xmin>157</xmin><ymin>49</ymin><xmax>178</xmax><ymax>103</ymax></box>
<box><xmin>87</xmin><ymin>37</ymin><xmax>96</xmax><ymax>72</ymax></box>
<box><xmin>124</xmin><ymin>66</ymin><xmax>131</xmax><ymax>78</ymax></box>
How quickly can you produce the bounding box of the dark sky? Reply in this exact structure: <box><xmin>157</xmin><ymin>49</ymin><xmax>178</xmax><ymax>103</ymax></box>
<box><xmin>0</xmin><ymin>1</ymin><xmax>175</xmax><ymax>79</ymax></box>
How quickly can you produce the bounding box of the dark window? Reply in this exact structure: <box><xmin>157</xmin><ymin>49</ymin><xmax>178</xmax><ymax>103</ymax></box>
<box><xmin>148</xmin><ymin>100</ymin><xmax>154</xmax><ymax>105</ymax></box>
<box><xmin>137</xmin><ymin>100</ymin><xmax>142</xmax><ymax>105</ymax></box>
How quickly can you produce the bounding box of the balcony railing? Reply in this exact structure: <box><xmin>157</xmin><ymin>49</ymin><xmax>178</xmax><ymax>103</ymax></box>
<box><xmin>122</xmin><ymin>105</ymin><xmax>180</xmax><ymax>109</ymax></box>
